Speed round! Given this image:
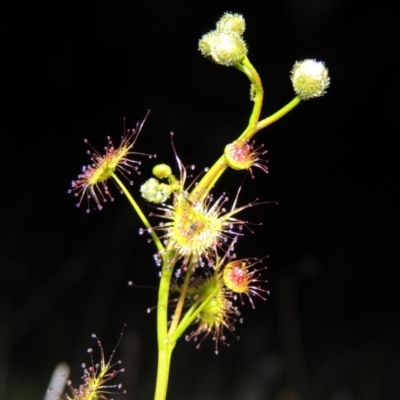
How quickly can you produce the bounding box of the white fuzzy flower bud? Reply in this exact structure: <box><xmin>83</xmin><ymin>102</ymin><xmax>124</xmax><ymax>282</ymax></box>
<box><xmin>290</xmin><ymin>59</ymin><xmax>330</xmax><ymax>100</ymax></box>
<box><xmin>199</xmin><ymin>30</ymin><xmax>247</xmax><ymax>67</ymax></box>
<box><xmin>140</xmin><ymin>178</ymin><xmax>171</xmax><ymax>204</ymax></box>
<box><xmin>217</xmin><ymin>12</ymin><xmax>246</xmax><ymax>36</ymax></box>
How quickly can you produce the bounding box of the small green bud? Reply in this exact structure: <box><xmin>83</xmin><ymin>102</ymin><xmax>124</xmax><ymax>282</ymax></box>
<box><xmin>140</xmin><ymin>178</ymin><xmax>171</xmax><ymax>204</ymax></box>
<box><xmin>153</xmin><ymin>163</ymin><xmax>172</xmax><ymax>179</ymax></box>
<box><xmin>216</xmin><ymin>12</ymin><xmax>246</xmax><ymax>36</ymax></box>
<box><xmin>290</xmin><ymin>59</ymin><xmax>330</xmax><ymax>100</ymax></box>
<box><xmin>199</xmin><ymin>31</ymin><xmax>248</xmax><ymax>67</ymax></box>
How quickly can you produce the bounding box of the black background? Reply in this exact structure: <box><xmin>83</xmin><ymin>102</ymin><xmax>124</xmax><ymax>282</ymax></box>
<box><xmin>1</xmin><ymin>1</ymin><xmax>399</xmax><ymax>400</ymax></box>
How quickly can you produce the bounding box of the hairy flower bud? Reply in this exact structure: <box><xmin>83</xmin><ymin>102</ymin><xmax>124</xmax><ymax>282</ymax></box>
<box><xmin>290</xmin><ymin>59</ymin><xmax>330</xmax><ymax>100</ymax></box>
<box><xmin>216</xmin><ymin>12</ymin><xmax>246</xmax><ymax>35</ymax></box>
<box><xmin>199</xmin><ymin>30</ymin><xmax>247</xmax><ymax>67</ymax></box>
<box><xmin>140</xmin><ymin>178</ymin><xmax>171</xmax><ymax>204</ymax></box>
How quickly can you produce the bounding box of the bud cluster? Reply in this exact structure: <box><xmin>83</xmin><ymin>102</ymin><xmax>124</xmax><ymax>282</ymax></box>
<box><xmin>199</xmin><ymin>12</ymin><xmax>248</xmax><ymax>66</ymax></box>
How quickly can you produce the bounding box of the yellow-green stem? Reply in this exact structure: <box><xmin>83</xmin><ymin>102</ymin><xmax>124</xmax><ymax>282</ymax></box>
<box><xmin>154</xmin><ymin>347</ymin><xmax>172</xmax><ymax>400</ymax></box>
<box><xmin>257</xmin><ymin>96</ymin><xmax>301</xmax><ymax>131</ymax></box>
<box><xmin>172</xmin><ymin>300</ymin><xmax>201</xmax><ymax>336</ymax></box>
<box><xmin>170</xmin><ymin>287</ymin><xmax>219</xmax><ymax>343</ymax></box>
<box><xmin>193</xmin><ymin>56</ymin><xmax>263</xmax><ymax>197</ymax></box>
<box><xmin>240</xmin><ymin>56</ymin><xmax>264</xmax><ymax>129</ymax></box>
<box><xmin>154</xmin><ymin>254</ymin><xmax>175</xmax><ymax>400</ymax></box>
<box><xmin>112</xmin><ymin>174</ymin><xmax>164</xmax><ymax>253</ymax></box>
<box><xmin>168</xmin><ymin>263</ymin><xmax>194</xmax><ymax>336</ymax></box>
<box><xmin>151</xmin><ymin>65</ymin><xmax>300</xmax><ymax>400</ymax></box>
<box><xmin>193</xmin><ymin>96</ymin><xmax>301</xmax><ymax>199</ymax></box>
<box><xmin>191</xmin><ymin>155</ymin><xmax>227</xmax><ymax>199</ymax></box>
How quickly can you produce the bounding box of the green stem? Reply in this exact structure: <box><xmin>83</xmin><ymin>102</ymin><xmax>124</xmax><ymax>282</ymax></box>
<box><xmin>154</xmin><ymin>254</ymin><xmax>175</xmax><ymax>400</ymax></box>
<box><xmin>154</xmin><ymin>346</ymin><xmax>172</xmax><ymax>400</ymax></box>
<box><xmin>112</xmin><ymin>173</ymin><xmax>172</xmax><ymax>399</ymax></box>
<box><xmin>257</xmin><ymin>96</ymin><xmax>301</xmax><ymax>131</ymax></box>
<box><xmin>168</xmin><ymin>263</ymin><xmax>194</xmax><ymax>336</ymax></box>
<box><xmin>192</xmin><ymin>56</ymin><xmax>263</xmax><ymax>198</ymax></box>
<box><xmin>112</xmin><ymin>173</ymin><xmax>164</xmax><ymax>253</ymax></box>
<box><xmin>240</xmin><ymin>56</ymin><xmax>264</xmax><ymax>129</ymax></box>
<box><xmin>151</xmin><ymin>67</ymin><xmax>301</xmax><ymax>400</ymax></box>
<box><xmin>169</xmin><ymin>299</ymin><xmax>201</xmax><ymax>341</ymax></box>
<box><xmin>236</xmin><ymin>96</ymin><xmax>302</xmax><ymax>143</ymax></box>
<box><xmin>170</xmin><ymin>287</ymin><xmax>219</xmax><ymax>343</ymax></box>
<box><xmin>190</xmin><ymin>155</ymin><xmax>227</xmax><ymax>200</ymax></box>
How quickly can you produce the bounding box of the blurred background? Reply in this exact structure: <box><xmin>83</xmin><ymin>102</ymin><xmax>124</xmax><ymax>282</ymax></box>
<box><xmin>1</xmin><ymin>1</ymin><xmax>399</xmax><ymax>399</ymax></box>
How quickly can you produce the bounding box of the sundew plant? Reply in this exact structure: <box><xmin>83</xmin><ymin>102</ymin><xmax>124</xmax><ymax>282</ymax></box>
<box><xmin>62</xmin><ymin>12</ymin><xmax>329</xmax><ymax>400</ymax></box>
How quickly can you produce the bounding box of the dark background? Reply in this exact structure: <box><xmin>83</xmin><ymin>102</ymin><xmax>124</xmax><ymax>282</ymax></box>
<box><xmin>1</xmin><ymin>1</ymin><xmax>399</xmax><ymax>399</ymax></box>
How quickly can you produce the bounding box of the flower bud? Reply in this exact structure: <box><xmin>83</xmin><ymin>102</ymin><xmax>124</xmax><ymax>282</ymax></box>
<box><xmin>290</xmin><ymin>59</ymin><xmax>330</xmax><ymax>100</ymax></box>
<box><xmin>199</xmin><ymin>31</ymin><xmax>248</xmax><ymax>67</ymax></box>
<box><xmin>140</xmin><ymin>178</ymin><xmax>171</xmax><ymax>204</ymax></box>
<box><xmin>153</xmin><ymin>163</ymin><xmax>172</xmax><ymax>179</ymax></box>
<box><xmin>198</xmin><ymin>31</ymin><xmax>214</xmax><ymax>58</ymax></box>
<box><xmin>216</xmin><ymin>12</ymin><xmax>246</xmax><ymax>36</ymax></box>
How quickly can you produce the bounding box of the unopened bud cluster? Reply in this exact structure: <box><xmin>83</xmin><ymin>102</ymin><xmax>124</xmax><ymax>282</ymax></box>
<box><xmin>140</xmin><ymin>177</ymin><xmax>171</xmax><ymax>204</ymax></box>
<box><xmin>199</xmin><ymin>13</ymin><xmax>248</xmax><ymax>66</ymax></box>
